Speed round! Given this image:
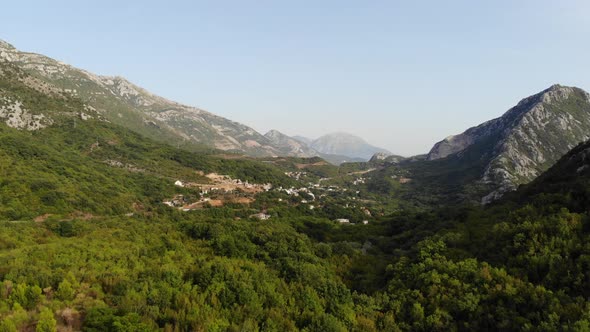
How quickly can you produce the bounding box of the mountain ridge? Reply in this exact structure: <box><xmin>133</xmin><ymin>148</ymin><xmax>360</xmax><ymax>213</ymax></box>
<box><xmin>425</xmin><ymin>84</ymin><xmax>590</xmax><ymax>202</ymax></box>
<box><xmin>0</xmin><ymin>38</ymin><xmax>399</xmax><ymax>162</ymax></box>
<box><xmin>0</xmin><ymin>39</ymin><xmax>286</xmax><ymax>156</ymax></box>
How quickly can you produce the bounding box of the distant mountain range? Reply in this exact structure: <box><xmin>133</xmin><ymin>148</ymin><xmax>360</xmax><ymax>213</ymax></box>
<box><xmin>6</xmin><ymin>37</ymin><xmax>588</xmax><ymax>204</ymax></box>
<box><xmin>306</xmin><ymin>132</ymin><xmax>392</xmax><ymax>160</ymax></box>
<box><xmin>0</xmin><ymin>39</ymin><xmax>392</xmax><ymax>163</ymax></box>
<box><xmin>265</xmin><ymin>130</ymin><xmax>392</xmax><ymax>163</ymax></box>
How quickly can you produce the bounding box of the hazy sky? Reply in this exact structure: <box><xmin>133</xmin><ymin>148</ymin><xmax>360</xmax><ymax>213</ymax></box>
<box><xmin>2</xmin><ymin>1</ymin><xmax>590</xmax><ymax>155</ymax></box>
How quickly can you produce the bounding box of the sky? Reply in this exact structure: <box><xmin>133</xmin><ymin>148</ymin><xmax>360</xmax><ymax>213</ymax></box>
<box><xmin>2</xmin><ymin>0</ymin><xmax>590</xmax><ymax>156</ymax></box>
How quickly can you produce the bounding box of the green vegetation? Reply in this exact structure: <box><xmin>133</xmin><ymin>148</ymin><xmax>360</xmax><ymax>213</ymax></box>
<box><xmin>3</xmin><ymin>152</ymin><xmax>590</xmax><ymax>330</ymax></box>
<box><xmin>3</xmin><ymin>57</ymin><xmax>590</xmax><ymax>330</ymax></box>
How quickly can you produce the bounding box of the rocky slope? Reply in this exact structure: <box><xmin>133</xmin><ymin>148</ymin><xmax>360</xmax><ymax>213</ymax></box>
<box><xmin>309</xmin><ymin>132</ymin><xmax>391</xmax><ymax>160</ymax></box>
<box><xmin>0</xmin><ymin>39</ymin><xmax>282</xmax><ymax>156</ymax></box>
<box><xmin>264</xmin><ymin>130</ymin><xmax>320</xmax><ymax>157</ymax></box>
<box><xmin>509</xmin><ymin>138</ymin><xmax>590</xmax><ymax>204</ymax></box>
<box><xmin>427</xmin><ymin>84</ymin><xmax>590</xmax><ymax>202</ymax></box>
<box><xmin>369</xmin><ymin>152</ymin><xmax>406</xmax><ymax>164</ymax></box>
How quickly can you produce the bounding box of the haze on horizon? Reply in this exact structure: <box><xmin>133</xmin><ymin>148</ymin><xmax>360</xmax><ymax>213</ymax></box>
<box><xmin>2</xmin><ymin>0</ymin><xmax>589</xmax><ymax>156</ymax></box>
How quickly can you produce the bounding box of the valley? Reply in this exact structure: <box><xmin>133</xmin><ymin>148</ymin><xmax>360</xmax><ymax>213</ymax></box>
<box><xmin>1</xmin><ymin>36</ymin><xmax>590</xmax><ymax>332</ymax></box>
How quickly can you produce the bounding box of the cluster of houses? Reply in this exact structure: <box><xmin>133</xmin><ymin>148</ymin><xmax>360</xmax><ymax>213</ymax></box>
<box><xmin>163</xmin><ymin>194</ymin><xmax>186</xmax><ymax>207</ymax></box>
<box><xmin>164</xmin><ymin>174</ymin><xmax>274</xmax><ymax>211</ymax></box>
<box><xmin>175</xmin><ymin>176</ymin><xmax>273</xmax><ymax>195</ymax></box>
<box><xmin>277</xmin><ymin>181</ymin><xmax>373</xmax><ymax>225</ymax></box>
<box><xmin>335</xmin><ymin>218</ymin><xmax>370</xmax><ymax>225</ymax></box>
<box><xmin>352</xmin><ymin>177</ymin><xmax>367</xmax><ymax>185</ymax></box>
<box><xmin>164</xmin><ymin>172</ymin><xmax>375</xmax><ymax>225</ymax></box>
<box><xmin>277</xmin><ymin>186</ymin><xmax>315</xmax><ymax>200</ymax></box>
<box><xmin>284</xmin><ymin>171</ymin><xmax>307</xmax><ymax>180</ymax></box>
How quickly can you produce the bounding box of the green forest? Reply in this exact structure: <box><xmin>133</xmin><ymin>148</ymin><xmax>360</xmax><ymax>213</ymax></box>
<box><xmin>2</xmin><ymin>164</ymin><xmax>590</xmax><ymax>331</ymax></box>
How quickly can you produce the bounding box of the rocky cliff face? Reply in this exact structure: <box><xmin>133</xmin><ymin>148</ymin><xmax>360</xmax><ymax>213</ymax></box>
<box><xmin>0</xmin><ymin>39</ymin><xmax>281</xmax><ymax>156</ymax></box>
<box><xmin>427</xmin><ymin>85</ymin><xmax>590</xmax><ymax>202</ymax></box>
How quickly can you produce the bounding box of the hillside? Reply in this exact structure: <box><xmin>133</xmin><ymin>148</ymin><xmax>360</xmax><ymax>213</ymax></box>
<box><xmin>428</xmin><ymin>84</ymin><xmax>590</xmax><ymax>201</ymax></box>
<box><xmin>358</xmin><ymin>136</ymin><xmax>590</xmax><ymax>330</ymax></box>
<box><xmin>0</xmin><ymin>60</ymin><xmax>296</xmax><ymax>220</ymax></box>
<box><xmin>0</xmin><ymin>39</ymin><xmax>286</xmax><ymax>157</ymax></box>
<box><xmin>361</xmin><ymin>84</ymin><xmax>590</xmax><ymax>207</ymax></box>
<box><xmin>0</xmin><ymin>54</ymin><xmax>391</xmax><ymax>332</ymax></box>
<box><xmin>504</xmin><ymin>137</ymin><xmax>590</xmax><ymax>208</ymax></box>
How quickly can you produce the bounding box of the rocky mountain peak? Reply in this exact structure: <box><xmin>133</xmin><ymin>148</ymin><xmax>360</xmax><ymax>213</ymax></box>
<box><xmin>541</xmin><ymin>84</ymin><xmax>584</xmax><ymax>104</ymax></box>
<box><xmin>428</xmin><ymin>84</ymin><xmax>587</xmax><ymax>161</ymax></box>
<box><xmin>425</xmin><ymin>84</ymin><xmax>590</xmax><ymax>203</ymax></box>
<box><xmin>514</xmin><ymin>84</ymin><xmax>578</xmax><ymax>109</ymax></box>
<box><xmin>264</xmin><ymin>129</ymin><xmax>283</xmax><ymax>139</ymax></box>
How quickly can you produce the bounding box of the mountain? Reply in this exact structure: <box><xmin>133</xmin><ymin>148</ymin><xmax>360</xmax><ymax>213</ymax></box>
<box><xmin>265</xmin><ymin>130</ymin><xmax>377</xmax><ymax>164</ymax></box>
<box><xmin>263</xmin><ymin>130</ymin><xmax>319</xmax><ymax>157</ymax></box>
<box><xmin>426</xmin><ymin>84</ymin><xmax>590</xmax><ymax>202</ymax></box>
<box><xmin>292</xmin><ymin>135</ymin><xmax>313</xmax><ymax>145</ymax></box>
<box><xmin>0</xmin><ymin>39</ymin><xmax>403</xmax><ymax>163</ymax></box>
<box><xmin>0</xmin><ymin>39</ymin><xmax>286</xmax><ymax>157</ymax></box>
<box><xmin>309</xmin><ymin>132</ymin><xmax>391</xmax><ymax>160</ymax></box>
<box><xmin>0</xmin><ymin>59</ymin><xmax>295</xmax><ymax>219</ymax></box>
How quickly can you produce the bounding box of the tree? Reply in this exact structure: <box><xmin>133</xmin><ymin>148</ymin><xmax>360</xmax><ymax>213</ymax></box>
<box><xmin>56</xmin><ymin>279</ymin><xmax>75</xmax><ymax>301</ymax></box>
<box><xmin>36</xmin><ymin>307</ymin><xmax>57</xmax><ymax>332</ymax></box>
<box><xmin>82</xmin><ymin>307</ymin><xmax>115</xmax><ymax>331</ymax></box>
<box><xmin>0</xmin><ymin>319</ymin><xmax>17</xmax><ymax>332</ymax></box>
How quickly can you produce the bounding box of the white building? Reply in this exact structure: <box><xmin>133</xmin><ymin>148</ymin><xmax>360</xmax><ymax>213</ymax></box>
<box><xmin>250</xmin><ymin>213</ymin><xmax>271</xmax><ymax>220</ymax></box>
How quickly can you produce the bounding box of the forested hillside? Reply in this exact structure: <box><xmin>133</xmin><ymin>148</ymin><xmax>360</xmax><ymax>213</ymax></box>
<box><xmin>3</xmin><ymin>137</ymin><xmax>590</xmax><ymax>331</ymax></box>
